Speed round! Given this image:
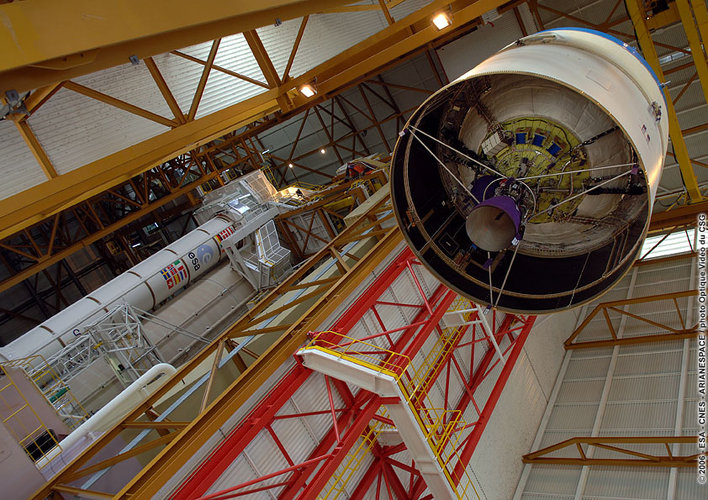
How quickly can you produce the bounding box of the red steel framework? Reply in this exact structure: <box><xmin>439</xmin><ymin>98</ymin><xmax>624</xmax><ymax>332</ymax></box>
<box><xmin>172</xmin><ymin>248</ymin><xmax>536</xmax><ymax>499</ymax></box>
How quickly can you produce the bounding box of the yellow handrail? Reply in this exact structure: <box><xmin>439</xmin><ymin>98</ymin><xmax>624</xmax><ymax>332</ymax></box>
<box><xmin>307</xmin><ymin>301</ymin><xmax>482</xmax><ymax>499</ymax></box>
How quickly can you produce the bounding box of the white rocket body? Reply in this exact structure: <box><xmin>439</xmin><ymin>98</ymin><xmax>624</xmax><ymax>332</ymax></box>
<box><xmin>0</xmin><ymin>216</ymin><xmax>235</xmax><ymax>362</ymax></box>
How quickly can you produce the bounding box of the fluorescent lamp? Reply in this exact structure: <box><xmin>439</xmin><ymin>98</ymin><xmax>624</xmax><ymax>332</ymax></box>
<box><xmin>432</xmin><ymin>12</ymin><xmax>451</xmax><ymax>30</ymax></box>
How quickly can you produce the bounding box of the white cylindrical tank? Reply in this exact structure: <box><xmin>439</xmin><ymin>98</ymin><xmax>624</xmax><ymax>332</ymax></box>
<box><xmin>391</xmin><ymin>28</ymin><xmax>668</xmax><ymax>313</ymax></box>
<box><xmin>0</xmin><ymin>216</ymin><xmax>237</xmax><ymax>362</ymax></box>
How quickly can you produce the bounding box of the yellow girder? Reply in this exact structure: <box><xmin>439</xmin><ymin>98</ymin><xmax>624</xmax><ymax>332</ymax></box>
<box><xmin>0</xmin><ymin>0</ymin><xmax>511</xmax><ymax>242</ymax></box>
<box><xmin>0</xmin><ymin>0</ymin><xmax>353</xmax><ymax>94</ymax></box>
<box><xmin>626</xmin><ymin>0</ymin><xmax>703</xmax><ymax>203</ymax></box>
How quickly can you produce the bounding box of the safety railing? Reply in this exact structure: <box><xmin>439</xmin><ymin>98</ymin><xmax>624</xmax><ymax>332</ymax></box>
<box><xmin>305</xmin><ymin>332</ymin><xmax>411</xmax><ymax>379</ymax></box>
<box><xmin>306</xmin><ymin>326</ymin><xmax>481</xmax><ymax>499</ymax></box>
<box><xmin>0</xmin><ymin>363</ymin><xmax>62</xmax><ymax>468</ymax></box>
<box><xmin>1</xmin><ymin>355</ymin><xmax>88</xmax><ymax>431</ymax></box>
<box><xmin>404</xmin><ymin>296</ymin><xmax>473</xmax><ymax>403</ymax></box>
<box><xmin>319</xmin><ymin>408</ymin><xmax>392</xmax><ymax>499</ymax></box>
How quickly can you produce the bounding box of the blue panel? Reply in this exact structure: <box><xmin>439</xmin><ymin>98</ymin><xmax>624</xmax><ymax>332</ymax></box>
<box><xmin>532</xmin><ymin>134</ymin><xmax>545</xmax><ymax>147</ymax></box>
<box><xmin>515</xmin><ymin>132</ymin><xmax>527</xmax><ymax>145</ymax></box>
<box><xmin>547</xmin><ymin>143</ymin><xmax>561</xmax><ymax>156</ymax></box>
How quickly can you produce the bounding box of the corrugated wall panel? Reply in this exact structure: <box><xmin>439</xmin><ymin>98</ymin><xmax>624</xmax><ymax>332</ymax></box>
<box><xmin>521</xmin><ymin>465</ymin><xmax>581</xmax><ymax>498</ymax></box>
<box><xmin>213</xmin><ymin>33</ymin><xmax>266</xmax><ymax>83</ymax></box>
<box><xmin>676</xmin><ymin>468</ymin><xmax>705</xmax><ymax>498</ymax></box>
<box><xmin>556</xmin><ymin>378</ymin><xmax>606</xmax><ymax>403</ymax></box>
<box><xmin>28</xmin><ymin>87</ymin><xmax>168</xmax><ymax>175</ymax></box>
<box><xmin>390</xmin><ymin>0</ymin><xmax>433</xmax><ymax>20</ymax></box>
<box><xmin>150</xmin><ymin>52</ymin><xmax>202</xmax><ymax>119</ymax></box>
<box><xmin>470</xmin><ymin>345</ymin><xmax>567</xmax><ymax>500</ymax></box>
<box><xmin>0</xmin><ymin>119</ymin><xmax>46</xmax><ymax>199</ymax></box>
<box><xmin>517</xmin><ymin>253</ymin><xmax>698</xmax><ymax>499</ymax></box>
<box><xmin>257</xmin><ymin>17</ymin><xmax>306</xmax><ymax>78</ymax></box>
<box><xmin>74</xmin><ymin>61</ymin><xmax>174</xmax><ymax>117</ymax></box>
<box><xmin>583</xmin><ymin>466</ymin><xmax>670</xmax><ymax>499</ymax></box>
<box><xmin>259</xmin><ymin>7</ymin><xmax>391</xmax><ymax>84</ymax></box>
<box><xmin>564</xmin><ymin>354</ymin><xmax>612</xmax><ymax>380</ymax></box>
<box><xmin>436</xmin><ymin>10</ymin><xmax>523</xmax><ymax>81</ymax></box>
<box><xmin>287</xmin><ymin>10</ymin><xmax>388</xmax><ymax>78</ymax></box>
<box><xmin>194</xmin><ymin>34</ymin><xmax>269</xmax><ymax>120</ymax></box>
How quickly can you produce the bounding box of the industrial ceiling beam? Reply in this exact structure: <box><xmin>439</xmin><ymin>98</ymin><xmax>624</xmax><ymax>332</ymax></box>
<box><xmin>0</xmin><ymin>153</ymin><xmax>242</xmax><ymax>295</ymax></box>
<box><xmin>0</xmin><ymin>0</ymin><xmax>512</xmax><ymax>242</ymax></box>
<box><xmin>625</xmin><ymin>0</ymin><xmax>703</xmax><ymax>203</ymax></box>
<box><xmin>676</xmin><ymin>0</ymin><xmax>708</xmax><ymax>107</ymax></box>
<box><xmin>648</xmin><ymin>199</ymin><xmax>708</xmax><ymax>231</ymax></box>
<box><xmin>0</xmin><ymin>0</ymin><xmax>353</xmax><ymax>95</ymax></box>
<box><xmin>0</xmin><ymin>90</ymin><xmax>280</xmax><ymax>242</ymax></box>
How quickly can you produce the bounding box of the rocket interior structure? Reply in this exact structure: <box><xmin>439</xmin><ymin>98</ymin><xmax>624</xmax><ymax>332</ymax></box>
<box><xmin>391</xmin><ymin>28</ymin><xmax>669</xmax><ymax>313</ymax></box>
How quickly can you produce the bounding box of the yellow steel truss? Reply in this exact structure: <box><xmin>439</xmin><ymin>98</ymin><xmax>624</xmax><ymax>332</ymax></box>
<box><xmin>0</xmin><ymin>0</ymin><xmax>511</xmax><ymax>242</ymax></box>
<box><xmin>523</xmin><ymin>436</ymin><xmax>698</xmax><ymax>468</ymax></box>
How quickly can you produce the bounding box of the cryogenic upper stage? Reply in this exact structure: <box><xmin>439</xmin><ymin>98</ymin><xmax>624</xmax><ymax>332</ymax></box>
<box><xmin>390</xmin><ymin>28</ymin><xmax>668</xmax><ymax>313</ymax></box>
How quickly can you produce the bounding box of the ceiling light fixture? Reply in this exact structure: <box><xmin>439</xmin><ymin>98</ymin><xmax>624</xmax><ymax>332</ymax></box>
<box><xmin>288</xmin><ymin>163</ymin><xmax>294</xmax><ymax>168</ymax></box>
<box><xmin>320</xmin><ymin>148</ymin><xmax>326</xmax><ymax>154</ymax></box>
<box><xmin>299</xmin><ymin>84</ymin><xmax>317</xmax><ymax>98</ymax></box>
<box><xmin>432</xmin><ymin>12</ymin><xmax>452</xmax><ymax>30</ymax></box>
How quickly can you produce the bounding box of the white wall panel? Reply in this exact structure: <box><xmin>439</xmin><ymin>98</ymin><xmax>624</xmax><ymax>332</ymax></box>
<box><xmin>28</xmin><ymin>88</ymin><xmax>168</xmax><ymax>175</ymax></box>
<box><xmin>257</xmin><ymin>17</ymin><xmax>307</xmax><ymax>78</ymax></box>
<box><xmin>522</xmin><ymin>464</ymin><xmax>581</xmax><ymax>499</ymax></box>
<box><xmin>471</xmin><ymin>342</ymin><xmax>569</xmax><ymax>500</ymax></box>
<box><xmin>0</xmin><ymin>119</ymin><xmax>46</xmax><ymax>199</ymax></box>
<box><xmin>260</xmin><ymin>9</ymin><xmax>391</xmax><ymax>88</ymax></box>
<box><xmin>390</xmin><ymin>0</ymin><xmax>433</xmax><ymax>20</ymax></box>
<box><xmin>524</xmin><ymin>310</ymin><xmax>581</xmax><ymax>397</ymax></box>
<box><xmin>583</xmin><ymin>466</ymin><xmax>670</xmax><ymax>499</ymax></box>
<box><xmin>193</xmin><ymin>34</ymin><xmax>269</xmax><ymax>119</ymax></box>
<box><xmin>151</xmin><ymin>52</ymin><xmax>201</xmax><ymax>118</ymax></box>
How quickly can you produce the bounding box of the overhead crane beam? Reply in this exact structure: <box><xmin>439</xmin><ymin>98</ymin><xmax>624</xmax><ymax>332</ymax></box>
<box><xmin>0</xmin><ymin>0</ymin><xmax>512</xmax><ymax>242</ymax></box>
<box><xmin>0</xmin><ymin>0</ymin><xmax>353</xmax><ymax>95</ymax></box>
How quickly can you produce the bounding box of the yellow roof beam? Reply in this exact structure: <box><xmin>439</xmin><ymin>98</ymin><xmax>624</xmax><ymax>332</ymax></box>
<box><xmin>0</xmin><ymin>0</ymin><xmax>352</xmax><ymax>95</ymax></box>
<box><xmin>11</xmin><ymin>117</ymin><xmax>58</xmax><ymax>179</ymax></box>
<box><xmin>0</xmin><ymin>91</ymin><xmax>280</xmax><ymax>241</ymax></box>
<box><xmin>0</xmin><ymin>0</ymin><xmax>510</xmax><ymax>242</ymax></box>
<box><xmin>646</xmin><ymin>1</ymin><xmax>680</xmax><ymax>30</ymax></box>
<box><xmin>626</xmin><ymin>0</ymin><xmax>703</xmax><ymax>203</ymax></box>
<box><xmin>677</xmin><ymin>0</ymin><xmax>708</xmax><ymax>107</ymax></box>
